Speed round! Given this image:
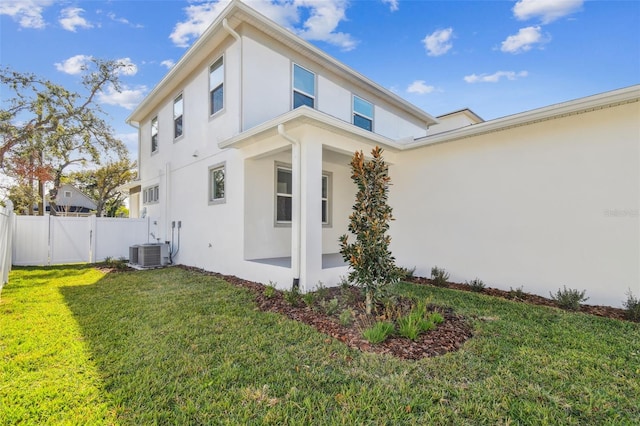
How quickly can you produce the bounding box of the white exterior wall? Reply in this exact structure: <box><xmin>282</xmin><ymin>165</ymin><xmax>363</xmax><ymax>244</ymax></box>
<box><xmin>428</xmin><ymin>112</ymin><xmax>480</xmax><ymax>135</ymax></box>
<box><xmin>317</xmin><ymin>76</ymin><xmax>351</xmax><ymax>122</ymax></box>
<box><xmin>390</xmin><ymin>102</ymin><xmax>640</xmax><ymax>307</ymax></box>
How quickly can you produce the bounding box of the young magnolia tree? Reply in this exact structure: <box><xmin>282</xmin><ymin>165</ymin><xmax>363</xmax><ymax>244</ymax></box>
<box><xmin>339</xmin><ymin>146</ymin><xmax>399</xmax><ymax>314</ymax></box>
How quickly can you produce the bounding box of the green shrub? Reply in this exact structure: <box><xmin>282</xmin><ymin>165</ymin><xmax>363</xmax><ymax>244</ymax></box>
<box><xmin>362</xmin><ymin>321</ymin><xmax>395</xmax><ymax>344</ymax></box>
<box><xmin>431</xmin><ymin>266</ymin><xmax>450</xmax><ymax>287</ymax></box>
<box><xmin>396</xmin><ymin>266</ymin><xmax>416</xmax><ymax>281</ymax></box>
<box><xmin>550</xmin><ymin>286</ymin><xmax>589</xmax><ymax>311</ymax></box>
<box><xmin>509</xmin><ymin>286</ymin><xmax>525</xmax><ymax>300</ymax></box>
<box><xmin>283</xmin><ymin>286</ymin><xmax>301</xmax><ymax>307</ymax></box>
<box><xmin>429</xmin><ymin>312</ymin><xmax>444</xmax><ymax>325</ymax></box>
<box><xmin>314</xmin><ymin>281</ymin><xmax>329</xmax><ymax>300</ymax></box>
<box><xmin>339</xmin><ymin>309</ymin><xmax>354</xmax><ymax>326</ymax></box>
<box><xmin>320</xmin><ymin>298</ymin><xmax>340</xmax><ymax>316</ymax></box>
<box><xmin>466</xmin><ymin>278</ymin><xmax>485</xmax><ymax>292</ymax></box>
<box><xmin>302</xmin><ymin>292</ymin><xmax>316</xmax><ymax>307</ymax></box>
<box><xmin>623</xmin><ymin>290</ymin><xmax>640</xmax><ymax>321</ymax></box>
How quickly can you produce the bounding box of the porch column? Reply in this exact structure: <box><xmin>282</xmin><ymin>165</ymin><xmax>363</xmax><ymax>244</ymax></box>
<box><xmin>299</xmin><ymin>140</ymin><xmax>323</xmax><ymax>292</ymax></box>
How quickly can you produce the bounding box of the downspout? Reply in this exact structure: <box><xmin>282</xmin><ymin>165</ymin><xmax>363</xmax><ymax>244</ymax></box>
<box><xmin>222</xmin><ymin>18</ymin><xmax>243</xmax><ymax>133</ymax></box>
<box><xmin>277</xmin><ymin>124</ymin><xmax>301</xmax><ymax>289</ymax></box>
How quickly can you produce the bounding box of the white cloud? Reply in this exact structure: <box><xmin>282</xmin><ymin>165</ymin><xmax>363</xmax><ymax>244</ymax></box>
<box><xmin>161</xmin><ymin>60</ymin><xmax>176</xmax><ymax>69</ymax></box>
<box><xmin>513</xmin><ymin>0</ymin><xmax>583</xmax><ymax>24</ymax></box>
<box><xmin>59</xmin><ymin>7</ymin><xmax>93</xmax><ymax>32</ymax></box>
<box><xmin>98</xmin><ymin>84</ymin><xmax>147</xmax><ymax>110</ymax></box>
<box><xmin>107</xmin><ymin>12</ymin><xmax>143</xmax><ymax>28</ymax></box>
<box><xmin>423</xmin><ymin>27</ymin><xmax>453</xmax><ymax>56</ymax></box>
<box><xmin>382</xmin><ymin>0</ymin><xmax>399</xmax><ymax>12</ymax></box>
<box><xmin>0</xmin><ymin>0</ymin><xmax>53</xmax><ymax>29</ymax></box>
<box><xmin>500</xmin><ymin>26</ymin><xmax>549</xmax><ymax>53</ymax></box>
<box><xmin>54</xmin><ymin>54</ymin><xmax>92</xmax><ymax>75</ymax></box>
<box><xmin>170</xmin><ymin>0</ymin><xmax>356</xmax><ymax>51</ymax></box>
<box><xmin>407</xmin><ymin>80</ymin><xmax>435</xmax><ymax>94</ymax></box>
<box><xmin>115</xmin><ymin>58</ymin><xmax>138</xmax><ymax>76</ymax></box>
<box><xmin>464</xmin><ymin>70</ymin><xmax>529</xmax><ymax>83</ymax></box>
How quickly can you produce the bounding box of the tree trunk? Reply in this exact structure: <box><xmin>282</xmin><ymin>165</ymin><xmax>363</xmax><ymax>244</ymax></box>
<box><xmin>37</xmin><ymin>179</ymin><xmax>44</xmax><ymax>216</ymax></box>
<box><xmin>365</xmin><ymin>290</ymin><xmax>373</xmax><ymax>315</ymax></box>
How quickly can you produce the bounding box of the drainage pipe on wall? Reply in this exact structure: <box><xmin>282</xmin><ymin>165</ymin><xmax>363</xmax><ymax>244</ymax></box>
<box><xmin>222</xmin><ymin>18</ymin><xmax>243</xmax><ymax>133</ymax></box>
<box><xmin>277</xmin><ymin>124</ymin><xmax>301</xmax><ymax>288</ymax></box>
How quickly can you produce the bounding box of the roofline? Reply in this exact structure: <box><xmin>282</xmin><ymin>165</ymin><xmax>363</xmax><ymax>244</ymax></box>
<box><xmin>437</xmin><ymin>108</ymin><xmax>484</xmax><ymax>123</ymax></box>
<box><xmin>410</xmin><ymin>85</ymin><xmax>640</xmax><ymax>149</ymax></box>
<box><xmin>127</xmin><ymin>0</ymin><xmax>437</xmax><ymax>126</ymax></box>
<box><xmin>219</xmin><ymin>106</ymin><xmax>403</xmax><ymax>151</ymax></box>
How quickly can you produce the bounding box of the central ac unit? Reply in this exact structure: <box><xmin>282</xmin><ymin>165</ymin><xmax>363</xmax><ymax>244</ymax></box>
<box><xmin>130</xmin><ymin>243</ymin><xmax>169</xmax><ymax>268</ymax></box>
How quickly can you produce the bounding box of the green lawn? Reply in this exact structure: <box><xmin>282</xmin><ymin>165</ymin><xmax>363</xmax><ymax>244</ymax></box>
<box><xmin>1</xmin><ymin>265</ymin><xmax>639</xmax><ymax>425</ymax></box>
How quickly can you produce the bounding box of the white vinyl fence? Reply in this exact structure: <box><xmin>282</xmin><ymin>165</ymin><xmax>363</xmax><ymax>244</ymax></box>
<box><xmin>12</xmin><ymin>215</ymin><xmax>150</xmax><ymax>266</ymax></box>
<box><xmin>0</xmin><ymin>201</ymin><xmax>15</xmax><ymax>291</ymax></box>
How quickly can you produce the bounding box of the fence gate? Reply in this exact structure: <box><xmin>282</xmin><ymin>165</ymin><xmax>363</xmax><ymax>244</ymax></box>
<box><xmin>12</xmin><ymin>215</ymin><xmax>149</xmax><ymax>266</ymax></box>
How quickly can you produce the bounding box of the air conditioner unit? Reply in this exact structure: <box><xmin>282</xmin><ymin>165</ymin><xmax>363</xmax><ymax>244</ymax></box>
<box><xmin>136</xmin><ymin>243</ymin><xmax>170</xmax><ymax>268</ymax></box>
<box><xmin>129</xmin><ymin>245</ymin><xmax>139</xmax><ymax>265</ymax></box>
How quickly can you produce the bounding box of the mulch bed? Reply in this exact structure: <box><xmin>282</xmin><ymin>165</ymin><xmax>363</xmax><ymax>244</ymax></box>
<box><xmin>106</xmin><ymin>264</ymin><xmax>634</xmax><ymax>360</ymax></box>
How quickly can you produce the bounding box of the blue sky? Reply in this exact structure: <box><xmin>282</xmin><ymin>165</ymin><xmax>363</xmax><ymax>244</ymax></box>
<box><xmin>1</xmin><ymin>0</ymin><xmax>639</xmax><ymax>158</ymax></box>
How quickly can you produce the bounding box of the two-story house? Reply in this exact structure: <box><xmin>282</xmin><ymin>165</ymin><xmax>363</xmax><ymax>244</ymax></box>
<box><xmin>127</xmin><ymin>0</ymin><xmax>639</xmax><ymax>307</ymax></box>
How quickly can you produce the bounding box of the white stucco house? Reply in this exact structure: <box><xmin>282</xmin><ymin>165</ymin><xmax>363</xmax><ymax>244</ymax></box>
<box><xmin>126</xmin><ymin>0</ymin><xmax>639</xmax><ymax>307</ymax></box>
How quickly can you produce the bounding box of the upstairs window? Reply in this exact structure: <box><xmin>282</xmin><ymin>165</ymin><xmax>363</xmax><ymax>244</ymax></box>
<box><xmin>151</xmin><ymin>116</ymin><xmax>158</xmax><ymax>153</ymax></box>
<box><xmin>353</xmin><ymin>95</ymin><xmax>373</xmax><ymax>131</ymax></box>
<box><xmin>293</xmin><ymin>64</ymin><xmax>315</xmax><ymax>109</ymax></box>
<box><xmin>209</xmin><ymin>163</ymin><xmax>226</xmax><ymax>204</ymax></box>
<box><xmin>173</xmin><ymin>94</ymin><xmax>183</xmax><ymax>139</ymax></box>
<box><xmin>209</xmin><ymin>57</ymin><xmax>224</xmax><ymax>115</ymax></box>
<box><xmin>143</xmin><ymin>185</ymin><xmax>159</xmax><ymax>204</ymax></box>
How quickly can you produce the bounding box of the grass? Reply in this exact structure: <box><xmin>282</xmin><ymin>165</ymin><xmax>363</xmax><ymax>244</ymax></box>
<box><xmin>2</xmin><ymin>266</ymin><xmax>639</xmax><ymax>424</ymax></box>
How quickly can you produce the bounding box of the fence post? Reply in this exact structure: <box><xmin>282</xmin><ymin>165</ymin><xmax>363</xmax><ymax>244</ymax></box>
<box><xmin>89</xmin><ymin>214</ymin><xmax>97</xmax><ymax>263</ymax></box>
<box><xmin>1</xmin><ymin>200</ymin><xmax>14</xmax><ymax>295</ymax></box>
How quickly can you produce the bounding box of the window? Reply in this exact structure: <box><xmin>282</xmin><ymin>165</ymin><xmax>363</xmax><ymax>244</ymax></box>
<box><xmin>353</xmin><ymin>95</ymin><xmax>373</xmax><ymax>131</ymax></box>
<box><xmin>63</xmin><ymin>190</ymin><xmax>72</xmax><ymax>198</ymax></box>
<box><xmin>151</xmin><ymin>116</ymin><xmax>158</xmax><ymax>153</ymax></box>
<box><xmin>276</xmin><ymin>166</ymin><xmax>292</xmax><ymax>223</ymax></box>
<box><xmin>209</xmin><ymin>57</ymin><xmax>224</xmax><ymax>115</ymax></box>
<box><xmin>173</xmin><ymin>94</ymin><xmax>183</xmax><ymax>139</ymax></box>
<box><xmin>275</xmin><ymin>165</ymin><xmax>331</xmax><ymax>225</ymax></box>
<box><xmin>208</xmin><ymin>163</ymin><xmax>225</xmax><ymax>204</ymax></box>
<box><xmin>321</xmin><ymin>174</ymin><xmax>330</xmax><ymax>225</ymax></box>
<box><xmin>143</xmin><ymin>185</ymin><xmax>159</xmax><ymax>204</ymax></box>
<box><xmin>293</xmin><ymin>64</ymin><xmax>315</xmax><ymax>109</ymax></box>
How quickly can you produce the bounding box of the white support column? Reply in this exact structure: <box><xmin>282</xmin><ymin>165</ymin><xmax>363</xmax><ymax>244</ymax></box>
<box><xmin>299</xmin><ymin>141</ymin><xmax>323</xmax><ymax>292</ymax></box>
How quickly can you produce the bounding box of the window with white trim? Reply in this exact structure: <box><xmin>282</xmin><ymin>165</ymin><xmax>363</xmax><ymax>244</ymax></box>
<box><xmin>173</xmin><ymin>94</ymin><xmax>183</xmax><ymax>139</ymax></box>
<box><xmin>275</xmin><ymin>165</ymin><xmax>331</xmax><ymax>225</ymax></box>
<box><xmin>151</xmin><ymin>116</ymin><xmax>158</xmax><ymax>153</ymax></box>
<box><xmin>292</xmin><ymin>64</ymin><xmax>315</xmax><ymax>109</ymax></box>
<box><xmin>209</xmin><ymin>57</ymin><xmax>224</xmax><ymax>116</ymax></box>
<box><xmin>143</xmin><ymin>185</ymin><xmax>159</xmax><ymax>204</ymax></box>
<box><xmin>208</xmin><ymin>163</ymin><xmax>225</xmax><ymax>204</ymax></box>
<box><xmin>276</xmin><ymin>166</ymin><xmax>292</xmax><ymax>223</ymax></box>
<box><xmin>353</xmin><ymin>95</ymin><xmax>373</xmax><ymax>131</ymax></box>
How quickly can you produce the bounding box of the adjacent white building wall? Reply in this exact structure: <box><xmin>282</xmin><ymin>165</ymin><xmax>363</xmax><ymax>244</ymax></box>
<box><xmin>390</xmin><ymin>101</ymin><xmax>640</xmax><ymax>307</ymax></box>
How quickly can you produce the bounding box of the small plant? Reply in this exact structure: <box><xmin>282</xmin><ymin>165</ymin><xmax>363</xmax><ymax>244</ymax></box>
<box><xmin>509</xmin><ymin>286</ymin><xmax>525</xmax><ymax>300</ymax></box>
<box><xmin>338</xmin><ymin>275</ymin><xmax>351</xmax><ymax>289</ymax></box>
<box><xmin>550</xmin><ymin>286</ymin><xmax>589</xmax><ymax>311</ymax></box>
<box><xmin>466</xmin><ymin>278</ymin><xmax>485</xmax><ymax>292</ymax></box>
<box><xmin>362</xmin><ymin>321</ymin><xmax>395</xmax><ymax>344</ymax></box>
<box><xmin>320</xmin><ymin>297</ymin><xmax>340</xmax><ymax>316</ymax></box>
<box><xmin>339</xmin><ymin>309</ymin><xmax>354</xmax><ymax>326</ymax></box>
<box><xmin>429</xmin><ymin>311</ymin><xmax>444</xmax><ymax>324</ymax></box>
<box><xmin>301</xmin><ymin>292</ymin><xmax>316</xmax><ymax>307</ymax></box>
<box><xmin>314</xmin><ymin>281</ymin><xmax>329</xmax><ymax>300</ymax></box>
<box><xmin>264</xmin><ymin>281</ymin><xmax>277</xmax><ymax>299</ymax></box>
<box><xmin>115</xmin><ymin>257</ymin><xmax>129</xmax><ymax>270</ymax></box>
<box><xmin>431</xmin><ymin>266</ymin><xmax>450</xmax><ymax>287</ymax></box>
<box><xmin>396</xmin><ymin>266</ymin><xmax>416</xmax><ymax>281</ymax></box>
<box><xmin>103</xmin><ymin>256</ymin><xmax>113</xmax><ymax>265</ymax></box>
<box><xmin>283</xmin><ymin>285</ymin><xmax>301</xmax><ymax>307</ymax></box>
<box><xmin>622</xmin><ymin>290</ymin><xmax>640</xmax><ymax>321</ymax></box>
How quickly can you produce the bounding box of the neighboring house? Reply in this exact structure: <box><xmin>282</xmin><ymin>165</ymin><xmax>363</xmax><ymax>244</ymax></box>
<box><xmin>36</xmin><ymin>184</ymin><xmax>97</xmax><ymax>217</ymax></box>
<box><xmin>126</xmin><ymin>0</ymin><xmax>639</xmax><ymax>307</ymax></box>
